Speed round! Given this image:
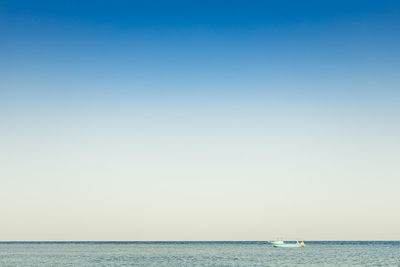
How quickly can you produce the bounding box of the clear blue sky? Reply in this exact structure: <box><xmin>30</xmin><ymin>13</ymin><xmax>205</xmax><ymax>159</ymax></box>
<box><xmin>1</xmin><ymin>0</ymin><xmax>400</xmax><ymax>240</ymax></box>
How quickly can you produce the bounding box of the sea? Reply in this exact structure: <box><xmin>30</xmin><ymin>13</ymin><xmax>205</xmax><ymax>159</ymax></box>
<box><xmin>0</xmin><ymin>241</ymin><xmax>399</xmax><ymax>266</ymax></box>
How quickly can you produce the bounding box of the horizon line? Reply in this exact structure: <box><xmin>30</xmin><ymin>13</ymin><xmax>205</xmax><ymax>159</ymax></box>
<box><xmin>1</xmin><ymin>240</ymin><xmax>399</xmax><ymax>243</ymax></box>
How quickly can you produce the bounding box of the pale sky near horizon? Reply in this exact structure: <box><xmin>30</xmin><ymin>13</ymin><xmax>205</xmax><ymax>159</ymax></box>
<box><xmin>1</xmin><ymin>0</ymin><xmax>400</xmax><ymax>241</ymax></box>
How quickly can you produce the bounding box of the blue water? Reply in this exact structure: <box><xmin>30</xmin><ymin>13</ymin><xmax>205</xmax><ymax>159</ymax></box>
<box><xmin>1</xmin><ymin>241</ymin><xmax>399</xmax><ymax>266</ymax></box>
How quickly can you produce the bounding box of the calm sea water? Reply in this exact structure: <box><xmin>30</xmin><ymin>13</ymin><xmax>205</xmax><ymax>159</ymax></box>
<box><xmin>1</xmin><ymin>241</ymin><xmax>399</xmax><ymax>266</ymax></box>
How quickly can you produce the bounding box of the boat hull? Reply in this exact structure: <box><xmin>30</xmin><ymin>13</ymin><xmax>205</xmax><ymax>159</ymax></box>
<box><xmin>273</xmin><ymin>243</ymin><xmax>301</xmax><ymax>248</ymax></box>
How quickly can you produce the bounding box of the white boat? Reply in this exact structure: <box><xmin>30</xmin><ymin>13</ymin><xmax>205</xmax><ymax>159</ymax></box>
<box><xmin>270</xmin><ymin>240</ymin><xmax>306</xmax><ymax>248</ymax></box>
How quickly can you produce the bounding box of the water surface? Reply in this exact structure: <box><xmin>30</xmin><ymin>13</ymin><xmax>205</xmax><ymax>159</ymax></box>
<box><xmin>1</xmin><ymin>241</ymin><xmax>399</xmax><ymax>266</ymax></box>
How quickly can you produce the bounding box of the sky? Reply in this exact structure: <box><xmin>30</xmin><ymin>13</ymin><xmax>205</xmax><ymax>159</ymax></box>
<box><xmin>1</xmin><ymin>0</ymin><xmax>400</xmax><ymax>241</ymax></box>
